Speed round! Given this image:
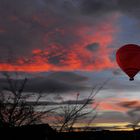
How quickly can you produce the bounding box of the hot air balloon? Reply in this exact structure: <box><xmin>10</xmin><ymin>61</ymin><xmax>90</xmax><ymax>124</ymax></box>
<box><xmin>116</xmin><ymin>44</ymin><xmax>140</xmax><ymax>81</ymax></box>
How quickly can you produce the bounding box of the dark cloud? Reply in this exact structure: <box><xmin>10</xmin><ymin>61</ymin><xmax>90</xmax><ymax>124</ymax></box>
<box><xmin>0</xmin><ymin>72</ymin><xmax>89</xmax><ymax>93</ymax></box>
<box><xmin>27</xmin><ymin>98</ymin><xmax>92</xmax><ymax>106</ymax></box>
<box><xmin>79</xmin><ymin>0</ymin><xmax>140</xmax><ymax>20</ymax></box>
<box><xmin>118</xmin><ymin>100</ymin><xmax>140</xmax><ymax>125</ymax></box>
<box><xmin>60</xmin><ymin>98</ymin><xmax>92</xmax><ymax>105</ymax></box>
<box><xmin>26</xmin><ymin>72</ymin><xmax>88</xmax><ymax>93</ymax></box>
<box><xmin>80</xmin><ymin>0</ymin><xmax>116</xmax><ymax>16</ymax></box>
<box><xmin>48</xmin><ymin>54</ymin><xmax>64</xmax><ymax>66</ymax></box>
<box><xmin>47</xmin><ymin>71</ymin><xmax>88</xmax><ymax>83</ymax></box>
<box><xmin>86</xmin><ymin>43</ymin><xmax>99</xmax><ymax>52</ymax></box>
<box><xmin>25</xmin><ymin>78</ymin><xmax>88</xmax><ymax>93</ymax></box>
<box><xmin>117</xmin><ymin>0</ymin><xmax>140</xmax><ymax>18</ymax></box>
<box><xmin>112</xmin><ymin>69</ymin><xmax>122</xmax><ymax>76</ymax></box>
<box><xmin>1</xmin><ymin>71</ymin><xmax>140</xmax><ymax>93</ymax></box>
<box><xmin>118</xmin><ymin>100</ymin><xmax>140</xmax><ymax>109</ymax></box>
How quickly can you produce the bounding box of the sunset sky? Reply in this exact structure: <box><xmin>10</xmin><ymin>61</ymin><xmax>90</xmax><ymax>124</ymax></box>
<box><xmin>1</xmin><ymin>0</ymin><xmax>140</xmax><ymax>130</ymax></box>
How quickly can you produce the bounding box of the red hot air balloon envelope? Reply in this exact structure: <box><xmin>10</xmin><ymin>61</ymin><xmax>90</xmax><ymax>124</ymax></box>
<box><xmin>116</xmin><ymin>44</ymin><xmax>140</xmax><ymax>81</ymax></box>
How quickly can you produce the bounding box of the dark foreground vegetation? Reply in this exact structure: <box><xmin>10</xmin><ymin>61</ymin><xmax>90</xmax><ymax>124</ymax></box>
<box><xmin>1</xmin><ymin>124</ymin><xmax>140</xmax><ymax>140</ymax></box>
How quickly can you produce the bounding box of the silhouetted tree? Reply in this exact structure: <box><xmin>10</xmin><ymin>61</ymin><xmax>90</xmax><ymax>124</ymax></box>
<box><xmin>0</xmin><ymin>72</ymin><xmax>54</xmax><ymax>127</ymax></box>
<box><xmin>53</xmin><ymin>80</ymin><xmax>109</xmax><ymax>132</ymax></box>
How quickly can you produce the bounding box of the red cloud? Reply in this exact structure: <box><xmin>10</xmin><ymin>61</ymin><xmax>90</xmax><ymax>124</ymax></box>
<box><xmin>0</xmin><ymin>18</ymin><xmax>118</xmax><ymax>72</ymax></box>
<box><xmin>98</xmin><ymin>101</ymin><xmax>127</xmax><ymax>112</ymax></box>
<box><xmin>95</xmin><ymin>98</ymin><xmax>129</xmax><ymax>112</ymax></box>
<box><xmin>118</xmin><ymin>100</ymin><xmax>140</xmax><ymax>109</ymax></box>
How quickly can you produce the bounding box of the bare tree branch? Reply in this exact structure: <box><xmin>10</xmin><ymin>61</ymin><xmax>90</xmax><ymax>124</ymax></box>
<box><xmin>0</xmin><ymin>72</ymin><xmax>55</xmax><ymax>127</ymax></box>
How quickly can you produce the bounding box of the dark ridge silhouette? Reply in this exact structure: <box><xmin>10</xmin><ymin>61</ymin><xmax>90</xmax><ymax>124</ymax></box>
<box><xmin>1</xmin><ymin>124</ymin><xmax>140</xmax><ymax>140</ymax></box>
<box><xmin>0</xmin><ymin>124</ymin><xmax>56</xmax><ymax>140</ymax></box>
<box><xmin>58</xmin><ymin>130</ymin><xmax>140</xmax><ymax>140</ymax></box>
